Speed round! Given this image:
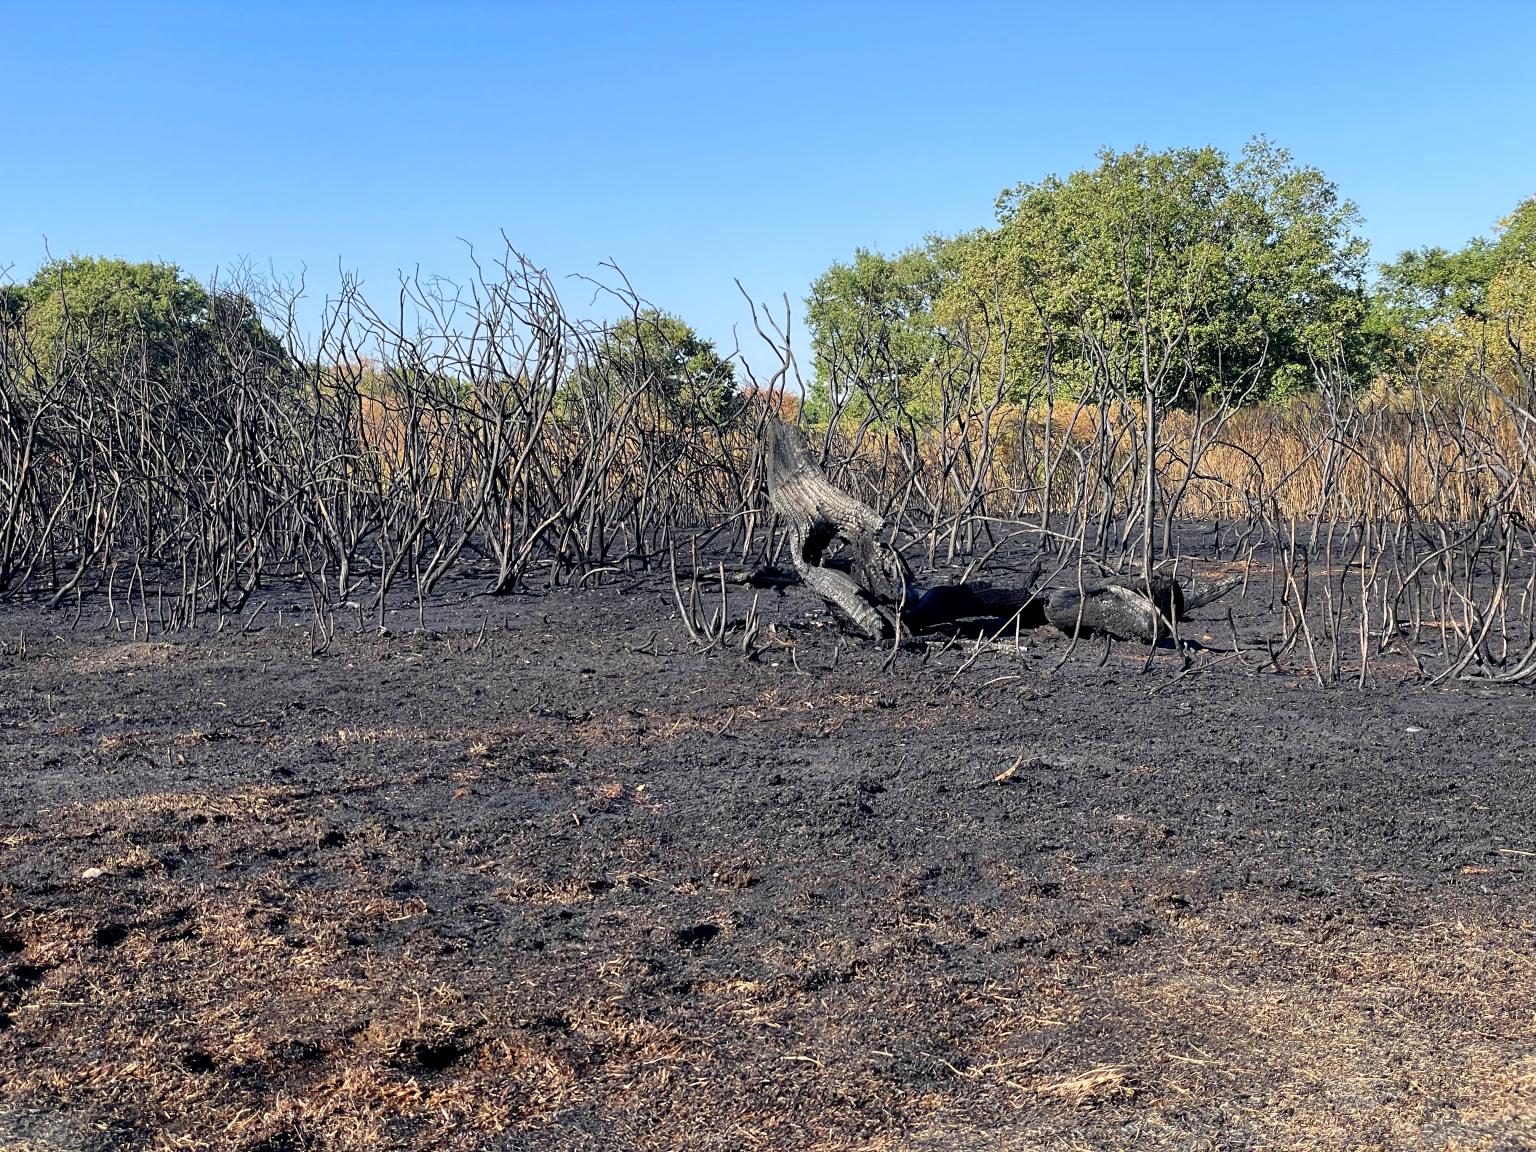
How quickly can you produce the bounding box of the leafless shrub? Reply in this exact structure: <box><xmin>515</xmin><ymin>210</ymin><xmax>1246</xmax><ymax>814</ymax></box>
<box><xmin>2</xmin><ymin>244</ymin><xmax>1531</xmax><ymax>684</ymax></box>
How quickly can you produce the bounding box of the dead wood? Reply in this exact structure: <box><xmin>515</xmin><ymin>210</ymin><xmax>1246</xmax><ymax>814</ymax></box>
<box><xmin>766</xmin><ymin>418</ymin><xmax>913</xmax><ymax>640</ymax></box>
<box><xmin>725</xmin><ymin>565</ymin><xmax>799</xmax><ymax>589</ymax></box>
<box><xmin>1183</xmin><ymin>575</ymin><xmax>1245</xmax><ymax>612</ymax></box>
<box><xmin>762</xmin><ymin>419</ymin><xmax>1193</xmax><ymax>647</ymax></box>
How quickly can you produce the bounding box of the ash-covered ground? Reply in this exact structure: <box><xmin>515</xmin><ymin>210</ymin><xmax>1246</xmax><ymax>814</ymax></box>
<box><xmin>1</xmin><ymin>559</ymin><xmax>1533</xmax><ymax>1151</ymax></box>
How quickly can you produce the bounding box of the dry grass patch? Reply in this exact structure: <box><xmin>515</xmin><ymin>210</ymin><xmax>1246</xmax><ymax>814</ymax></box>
<box><xmin>1107</xmin><ymin>899</ymin><xmax>1536</xmax><ymax>1149</ymax></box>
<box><xmin>61</xmin><ymin>642</ymin><xmax>180</xmax><ymax>675</ymax></box>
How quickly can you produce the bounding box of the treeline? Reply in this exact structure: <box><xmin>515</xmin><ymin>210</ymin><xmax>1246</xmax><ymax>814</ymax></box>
<box><xmin>0</xmin><ymin>253</ymin><xmax>778</xmax><ymax>629</ymax></box>
<box><xmin>805</xmin><ymin>137</ymin><xmax>1535</xmax><ymax>420</ymax></box>
<box><xmin>2</xmin><ymin>140</ymin><xmax>1535</xmax><ymax>683</ymax></box>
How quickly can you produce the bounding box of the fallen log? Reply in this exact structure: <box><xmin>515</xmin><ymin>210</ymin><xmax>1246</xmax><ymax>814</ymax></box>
<box><xmin>762</xmin><ymin>419</ymin><xmax>1227</xmax><ymax>646</ymax></box>
<box><xmin>1183</xmin><ymin>575</ymin><xmax>1244</xmax><ymax>611</ymax></box>
<box><xmin>1042</xmin><ymin>575</ymin><xmax>1184</xmax><ymax>642</ymax></box>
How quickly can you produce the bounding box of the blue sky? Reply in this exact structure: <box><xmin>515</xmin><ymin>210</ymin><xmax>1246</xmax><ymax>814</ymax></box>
<box><xmin>4</xmin><ymin>1</ymin><xmax>1534</xmax><ymax>359</ymax></box>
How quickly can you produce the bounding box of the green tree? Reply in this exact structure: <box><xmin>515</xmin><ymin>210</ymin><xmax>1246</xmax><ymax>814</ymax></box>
<box><xmin>11</xmin><ymin>256</ymin><xmax>285</xmax><ymax>385</ymax></box>
<box><xmin>956</xmin><ymin>139</ymin><xmax>1369</xmax><ymax>403</ymax></box>
<box><xmin>1373</xmin><ymin>243</ymin><xmax>1500</xmax><ymax>336</ymax></box>
<box><xmin>586</xmin><ymin>308</ymin><xmax>737</xmax><ymax>420</ymax></box>
<box><xmin>1374</xmin><ymin>195</ymin><xmax>1536</xmax><ymax>328</ymax></box>
<box><xmin>804</xmin><ymin>243</ymin><xmax>949</xmax><ymax>419</ymax></box>
<box><xmin>0</xmin><ymin>284</ymin><xmax>23</xmax><ymax>325</ymax></box>
<box><xmin>806</xmin><ymin>140</ymin><xmax>1372</xmax><ymax>415</ymax></box>
<box><xmin>1370</xmin><ymin>195</ymin><xmax>1536</xmax><ymax>383</ymax></box>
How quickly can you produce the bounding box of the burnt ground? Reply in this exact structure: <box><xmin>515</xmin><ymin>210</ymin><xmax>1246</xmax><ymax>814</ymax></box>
<box><xmin>0</xmin><ymin>558</ymin><xmax>1534</xmax><ymax>1151</ymax></box>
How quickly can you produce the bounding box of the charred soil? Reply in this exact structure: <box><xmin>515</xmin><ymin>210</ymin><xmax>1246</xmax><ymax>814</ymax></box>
<box><xmin>1</xmin><ymin>566</ymin><xmax>1534</xmax><ymax>1151</ymax></box>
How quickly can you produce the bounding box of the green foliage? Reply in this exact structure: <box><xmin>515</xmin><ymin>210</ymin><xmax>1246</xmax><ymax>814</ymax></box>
<box><xmin>969</xmin><ymin>139</ymin><xmax>1368</xmax><ymax>402</ymax></box>
<box><xmin>586</xmin><ymin>308</ymin><xmax>737</xmax><ymax>420</ymax></box>
<box><xmin>0</xmin><ymin>285</ymin><xmax>24</xmax><ymax>325</ymax></box>
<box><xmin>807</xmin><ymin>139</ymin><xmax>1371</xmax><ymax>413</ymax></box>
<box><xmin>19</xmin><ymin>257</ymin><xmax>210</xmax><ymax>366</ymax></box>
<box><xmin>10</xmin><ymin>256</ymin><xmax>285</xmax><ymax>384</ymax></box>
<box><xmin>1374</xmin><ymin>243</ymin><xmax>1499</xmax><ymax>327</ymax></box>
<box><xmin>804</xmin><ymin>244</ymin><xmax>949</xmax><ymax>418</ymax></box>
<box><xmin>1376</xmin><ymin>195</ymin><xmax>1536</xmax><ymax>327</ymax></box>
<box><xmin>1370</xmin><ymin>195</ymin><xmax>1536</xmax><ymax>381</ymax></box>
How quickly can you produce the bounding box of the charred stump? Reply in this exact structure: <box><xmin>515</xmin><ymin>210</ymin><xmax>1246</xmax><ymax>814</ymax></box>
<box><xmin>762</xmin><ymin>419</ymin><xmax>1228</xmax><ymax>646</ymax></box>
<box><xmin>766</xmin><ymin>418</ymin><xmax>913</xmax><ymax>640</ymax></box>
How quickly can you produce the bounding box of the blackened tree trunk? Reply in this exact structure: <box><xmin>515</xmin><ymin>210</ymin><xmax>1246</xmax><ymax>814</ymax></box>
<box><xmin>766</xmin><ymin>417</ymin><xmax>912</xmax><ymax>640</ymax></box>
<box><xmin>764</xmin><ymin>418</ymin><xmax>1227</xmax><ymax>646</ymax></box>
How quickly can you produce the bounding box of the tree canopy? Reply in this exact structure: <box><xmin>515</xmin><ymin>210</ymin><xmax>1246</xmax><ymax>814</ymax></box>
<box><xmin>1370</xmin><ymin>195</ymin><xmax>1536</xmax><ymax>387</ymax></box>
<box><xmin>807</xmin><ymin>139</ymin><xmax>1373</xmax><ymax>417</ymax></box>
<box><xmin>585</xmin><ymin>307</ymin><xmax>738</xmax><ymax>420</ymax></box>
<box><xmin>805</xmin><ymin>244</ymin><xmax>947</xmax><ymax>417</ymax></box>
<box><xmin>1376</xmin><ymin>197</ymin><xmax>1536</xmax><ymax>326</ymax></box>
<box><xmin>7</xmin><ymin>256</ymin><xmax>286</xmax><ymax>386</ymax></box>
